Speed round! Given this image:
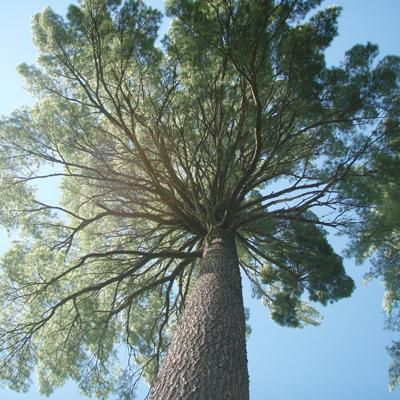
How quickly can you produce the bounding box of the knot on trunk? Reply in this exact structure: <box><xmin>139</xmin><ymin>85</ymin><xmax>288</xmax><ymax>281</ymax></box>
<box><xmin>204</xmin><ymin>227</ymin><xmax>233</xmax><ymax>253</ymax></box>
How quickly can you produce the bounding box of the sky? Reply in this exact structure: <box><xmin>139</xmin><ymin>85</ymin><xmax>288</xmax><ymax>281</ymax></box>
<box><xmin>0</xmin><ymin>1</ymin><xmax>399</xmax><ymax>400</ymax></box>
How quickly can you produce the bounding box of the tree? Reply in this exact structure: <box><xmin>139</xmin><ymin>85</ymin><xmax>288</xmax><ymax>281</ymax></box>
<box><xmin>0</xmin><ymin>1</ymin><xmax>398</xmax><ymax>399</ymax></box>
<box><xmin>342</xmin><ymin>60</ymin><xmax>400</xmax><ymax>390</ymax></box>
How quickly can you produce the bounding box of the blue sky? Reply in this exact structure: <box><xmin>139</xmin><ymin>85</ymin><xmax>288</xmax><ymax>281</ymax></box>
<box><xmin>0</xmin><ymin>1</ymin><xmax>399</xmax><ymax>399</ymax></box>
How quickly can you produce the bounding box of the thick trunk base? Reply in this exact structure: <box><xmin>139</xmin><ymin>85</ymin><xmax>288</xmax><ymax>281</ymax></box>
<box><xmin>149</xmin><ymin>231</ymin><xmax>249</xmax><ymax>400</ymax></box>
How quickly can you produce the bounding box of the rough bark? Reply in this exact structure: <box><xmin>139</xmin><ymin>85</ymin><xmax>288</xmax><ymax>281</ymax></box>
<box><xmin>149</xmin><ymin>230</ymin><xmax>249</xmax><ymax>400</ymax></box>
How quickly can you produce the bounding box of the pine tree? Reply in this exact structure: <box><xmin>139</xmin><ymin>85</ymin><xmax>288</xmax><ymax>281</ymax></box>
<box><xmin>342</xmin><ymin>63</ymin><xmax>400</xmax><ymax>390</ymax></box>
<box><xmin>0</xmin><ymin>1</ymin><xmax>398</xmax><ymax>399</ymax></box>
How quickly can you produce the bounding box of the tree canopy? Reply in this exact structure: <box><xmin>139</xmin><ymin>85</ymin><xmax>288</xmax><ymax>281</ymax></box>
<box><xmin>0</xmin><ymin>0</ymin><xmax>399</xmax><ymax>398</ymax></box>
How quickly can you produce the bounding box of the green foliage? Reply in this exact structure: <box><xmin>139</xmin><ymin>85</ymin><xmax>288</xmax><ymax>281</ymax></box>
<box><xmin>0</xmin><ymin>0</ymin><xmax>399</xmax><ymax>397</ymax></box>
<box><xmin>244</xmin><ymin>213</ymin><xmax>354</xmax><ymax>328</ymax></box>
<box><xmin>342</xmin><ymin>63</ymin><xmax>400</xmax><ymax>388</ymax></box>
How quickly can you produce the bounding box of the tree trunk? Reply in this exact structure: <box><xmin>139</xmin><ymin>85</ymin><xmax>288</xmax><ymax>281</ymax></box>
<box><xmin>149</xmin><ymin>230</ymin><xmax>249</xmax><ymax>400</ymax></box>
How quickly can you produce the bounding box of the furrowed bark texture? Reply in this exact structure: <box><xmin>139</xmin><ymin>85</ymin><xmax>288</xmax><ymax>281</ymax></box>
<box><xmin>149</xmin><ymin>231</ymin><xmax>249</xmax><ymax>400</ymax></box>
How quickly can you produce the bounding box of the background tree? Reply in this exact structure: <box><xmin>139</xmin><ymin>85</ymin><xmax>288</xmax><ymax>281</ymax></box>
<box><xmin>342</xmin><ymin>63</ymin><xmax>400</xmax><ymax>390</ymax></box>
<box><xmin>0</xmin><ymin>0</ymin><xmax>398</xmax><ymax>399</ymax></box>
